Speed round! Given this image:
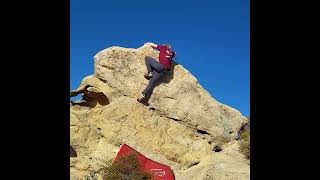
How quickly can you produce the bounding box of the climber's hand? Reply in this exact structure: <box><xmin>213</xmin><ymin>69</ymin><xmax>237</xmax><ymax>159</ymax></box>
<box><xmin>145</xmin><ymin>42</ymin><xmax>154</xmax><ymax>46</ymax></box>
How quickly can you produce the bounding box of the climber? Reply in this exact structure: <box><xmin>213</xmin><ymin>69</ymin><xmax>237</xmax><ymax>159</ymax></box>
<box><xmin>137</xmin><ymin>42</ymin><xmax>176</xmax><ymax>103</ymax></box>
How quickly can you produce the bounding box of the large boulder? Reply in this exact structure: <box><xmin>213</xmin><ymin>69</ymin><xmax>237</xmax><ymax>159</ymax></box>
<box><xmin>70</xmin><ymin>44</ymin><xmax>249</xmax><ymax>179</ymax></box>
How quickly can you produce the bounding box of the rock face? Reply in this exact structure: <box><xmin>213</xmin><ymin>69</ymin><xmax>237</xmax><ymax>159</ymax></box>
<box><xmin>70</xmin><ymin>44</ymin><xmax>249</xmax><ymax>179</ymax></box>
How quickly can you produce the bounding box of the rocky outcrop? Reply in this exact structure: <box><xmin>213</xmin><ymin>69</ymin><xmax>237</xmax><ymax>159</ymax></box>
<box><xmin>70</xmin><ymin>44</ymin><xmax>249</xmax><ymax>179</ymax></box>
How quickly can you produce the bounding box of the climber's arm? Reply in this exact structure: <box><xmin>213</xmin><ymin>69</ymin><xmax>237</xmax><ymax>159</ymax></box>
<box><xmin>165</xmin><ymin>51</ymin><xmax>176</xmax><ymax>59</ymax></box>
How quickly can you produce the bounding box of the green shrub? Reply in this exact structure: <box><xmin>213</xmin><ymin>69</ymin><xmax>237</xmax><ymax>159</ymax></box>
<box><xmin>85</xmin><ymin>171</ymin><xmax>98</xmax><ymax>180</ymax></box>
<box><xmin>240</xmin><ymin>130</ymin><xmax>250</xmax><ymax>140</ymax></box>
<box><xmin>96</xmin><ymin>152</ymin><xmax>153</xmax><ymax>180</ymax></box>
<box><xmin>239</xmin><ymin>129</ymin><xmax>250</xmax><ymax>159</ymax></box>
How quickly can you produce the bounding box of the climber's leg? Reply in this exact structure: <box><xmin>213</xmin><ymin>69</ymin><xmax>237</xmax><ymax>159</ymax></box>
<box><xmin>142</xmin><ymin>70</ymin><xmax>162</xmax><ymax>97</ymax></box>
<box><xmin>139</xmin><ymin>56</ymin><xmax>165</xmax><ymax>102</ymax></box>
<box><xmin>146</xmin><ymin>56</ymin><xmax>165</xmax><ymax>73</ymax></box>
<box><xmin>145</xmin><ymin>56</ymin><xmax>155</xmax><ymax>73</ymax></box>
<box><xmin>144</xmin><ymin>56</ymin><xmax>165</xmax><ymax>75</ymax></box>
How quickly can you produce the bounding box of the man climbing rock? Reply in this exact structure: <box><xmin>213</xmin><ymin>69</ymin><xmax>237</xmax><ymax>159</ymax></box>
<box><xmin>137</xmin><ymin>42</ymin><xmax>176</xmax><ymax>103</ymax></box>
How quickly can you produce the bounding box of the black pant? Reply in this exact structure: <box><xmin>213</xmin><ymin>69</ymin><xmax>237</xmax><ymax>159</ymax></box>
<box><xmin>142</xmin><ymin>56</ymin><xmax>165</xmax><ymax>96</ymax></box>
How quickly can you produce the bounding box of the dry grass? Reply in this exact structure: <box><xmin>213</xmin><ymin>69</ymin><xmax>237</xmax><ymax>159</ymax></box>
<box><xmin>212</xmin><ymin>135</ymin><xmax>230</xmax><ymax>152</ymax></box>
<box><xmin>167</xmin><ymin>156</ymin><xmax>179</xmax><ymax>163</ymax></box>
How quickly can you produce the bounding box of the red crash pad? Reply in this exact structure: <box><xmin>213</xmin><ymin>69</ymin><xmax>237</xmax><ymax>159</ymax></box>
<box><xmin>113</xmin><ymin>144</ymin><xmax>175</xmax><ymax>180</ymax></box>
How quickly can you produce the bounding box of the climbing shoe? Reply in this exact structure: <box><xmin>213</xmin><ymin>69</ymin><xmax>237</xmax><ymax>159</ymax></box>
<box><xmin>137</xmin><ymin>93</ymin><xmax>146</xmax><ymax>102</ymax></box>
<box><xmin>144</xmin><ymin>72</ymin><xmax>153</xmax><ymax>79</ymax></box>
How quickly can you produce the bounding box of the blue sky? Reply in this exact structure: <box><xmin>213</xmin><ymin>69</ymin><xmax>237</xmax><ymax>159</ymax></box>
<box><xmin>71</xmin><ymin>0</ymin><xmax>250</xmax><ymax>116</ymax></box>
